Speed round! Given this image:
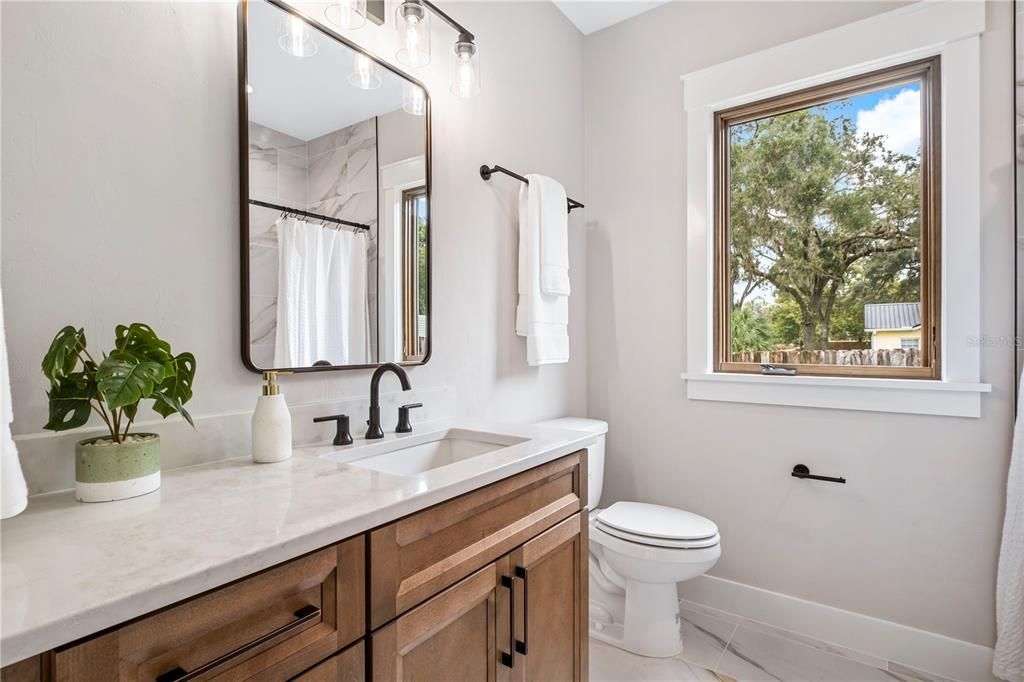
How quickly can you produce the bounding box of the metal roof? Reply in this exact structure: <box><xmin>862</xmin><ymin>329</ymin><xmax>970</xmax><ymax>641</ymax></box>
<box><xmin>863</xmin><ymin>303</ymin><xmax>921</xmax><ymax>331</ymax></box>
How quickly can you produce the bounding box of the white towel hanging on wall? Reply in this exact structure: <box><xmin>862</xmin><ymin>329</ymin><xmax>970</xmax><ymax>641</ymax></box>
<box><xmin>516</xmin><ymin>174</ymin><xmax>569</xmax><ymax>366</ymax></box>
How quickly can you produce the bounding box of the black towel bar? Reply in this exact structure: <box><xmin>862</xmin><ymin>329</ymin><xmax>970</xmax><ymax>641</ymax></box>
<box><xmin>479</xmin><ymin>164</ymin><xmax>584</xmax><ymax>213</ymax></box>
<box><xmin>791</xmin><ymin>464</ymin><xmax>846</xmax><ymax>484</ymax></box>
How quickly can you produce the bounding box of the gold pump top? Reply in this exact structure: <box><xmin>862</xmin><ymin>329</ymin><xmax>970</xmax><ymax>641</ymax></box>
<box><xmin>262</xmin><ymin>371</ymin><xmax>292</xmax><ymax>396</ymax></box>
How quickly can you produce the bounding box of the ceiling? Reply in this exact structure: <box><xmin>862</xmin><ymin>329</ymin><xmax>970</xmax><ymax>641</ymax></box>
<box><xmin>247</xmin><ymin>0</ymin><xmax>406</xmax><ymax>141</ymax></box>
<box><xmin>553</xmin><ymin>1</ymin><xmax>670</xmax><ymax>35</ymax></box>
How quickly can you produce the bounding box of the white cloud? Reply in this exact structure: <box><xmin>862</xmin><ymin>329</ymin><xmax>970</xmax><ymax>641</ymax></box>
<box><xmin>855</xmin><ymin>89</ymin><xmax>921</xmax><ymax>157</ymax></box>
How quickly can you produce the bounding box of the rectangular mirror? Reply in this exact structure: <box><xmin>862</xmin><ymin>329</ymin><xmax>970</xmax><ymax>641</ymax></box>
<box><xmin>240</xmin><ymin>0</ymin><xmax>430</xmax><ymax>372</ymax></box>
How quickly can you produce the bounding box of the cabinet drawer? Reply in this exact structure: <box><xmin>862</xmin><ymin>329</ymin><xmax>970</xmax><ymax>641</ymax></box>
<box><xmin>53</xmin><ymin>536</ymin><xmax>365</xmax><ymax>681</ymax></box>
<box><xmin>291</xmin><ymin>641</ymin><xmax>364</xmax><ymax>682</ymax></box>
<box><xmin>370</xmin><ymin>451</ymin><xmax>585</xmax><ymax>628</ymax></box>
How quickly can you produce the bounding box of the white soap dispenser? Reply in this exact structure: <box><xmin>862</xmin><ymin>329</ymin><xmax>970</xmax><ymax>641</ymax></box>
<box><xmin>252</xmin><ymin>371</ymin><xmax>293</xmax><ymax>463</ymax></box>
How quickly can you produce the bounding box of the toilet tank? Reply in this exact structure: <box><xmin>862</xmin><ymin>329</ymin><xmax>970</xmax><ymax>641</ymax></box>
<box><xmin>535</xmin><ymin>417</ymin><xmax>607</xmax><ymax>509</ymax></box>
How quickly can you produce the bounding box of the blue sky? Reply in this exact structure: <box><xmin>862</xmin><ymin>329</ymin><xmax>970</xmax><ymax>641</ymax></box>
<box><xmin>813</xmin><ymin>82</ymin><xmax>922</xmax><ymax>156</ymax></box>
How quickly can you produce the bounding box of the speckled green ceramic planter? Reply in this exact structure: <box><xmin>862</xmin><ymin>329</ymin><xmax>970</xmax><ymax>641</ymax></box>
<box><xmin>74</xmin><ymin>434</ymin><xmax>161</xmax><ymax>502</ymax></box>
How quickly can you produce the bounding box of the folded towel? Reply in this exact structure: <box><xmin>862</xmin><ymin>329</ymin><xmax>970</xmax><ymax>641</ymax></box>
<box><xmin>516</xmin><ymin>179</ymin><xmax>569</xmax><ymax>366</ymax></box>
<box><xmin>524</xmin><ymin>174</ymin><xmax>570</xmax><ymax>296</ymax></box>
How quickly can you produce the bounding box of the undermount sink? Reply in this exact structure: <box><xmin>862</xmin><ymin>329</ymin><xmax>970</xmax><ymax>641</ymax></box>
<box><xmin>321</xmin><ymin>428</ymin><xmax>529</xmax><ymax>476</ymax></box>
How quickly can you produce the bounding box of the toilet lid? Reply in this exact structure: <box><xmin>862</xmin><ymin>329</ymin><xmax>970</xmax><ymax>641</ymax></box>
<box><xmin>596</xmin><ymin>501</ymin><xmax>718</xmax><ymax>542</ymax></box>
<box><xmin>593</xmin><ymin>522</ymin><xmax>720</xmax><ymax>549</ymax></box>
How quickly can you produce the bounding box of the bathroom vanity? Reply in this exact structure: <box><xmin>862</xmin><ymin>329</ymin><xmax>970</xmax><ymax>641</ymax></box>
<box><xmin>0</xmin><ymin>425</ymin><xmax>592</xmax><ymax>681</ymax></box>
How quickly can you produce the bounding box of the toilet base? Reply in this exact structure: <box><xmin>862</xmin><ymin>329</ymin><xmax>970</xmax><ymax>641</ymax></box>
<box><xmin>589</xmin><ymin>579</ymin><xmax>683</xmax><ymax>658</ymax></box>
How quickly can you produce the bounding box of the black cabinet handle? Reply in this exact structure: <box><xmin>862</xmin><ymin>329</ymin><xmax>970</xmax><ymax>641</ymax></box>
<box><xmin>515</xmin><ymin>566</ymin><xmax>529</xmax><ymax>655</ymax></box>
<box><xmin>500</xmin><ymin>575</ymin><xmax>516</xmax><ymax>668</ymax></box>
<box><xmin>155</xmin><ymin>604</ymin><xmax>321</xmax><ymax>682</ymax></box>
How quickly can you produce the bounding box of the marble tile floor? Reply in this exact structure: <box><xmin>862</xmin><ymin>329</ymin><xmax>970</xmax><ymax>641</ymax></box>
<box><xmin>589</xmin><ymin>605</ymin><xmax>955</xmax><ymax>682</ymax></box>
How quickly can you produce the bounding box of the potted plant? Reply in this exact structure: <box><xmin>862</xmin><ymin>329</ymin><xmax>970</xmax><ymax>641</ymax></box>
<box><xmin>41</xmin><ymin>323</ymin><xmax>196</xmax><ymax>502</ymax></box>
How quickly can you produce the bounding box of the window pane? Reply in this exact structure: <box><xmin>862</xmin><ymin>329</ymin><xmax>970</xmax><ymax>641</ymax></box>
<box><xmin>727</xmin><ymin>81</ymin><xmax>925</xmax><ymax>370</ymax></box>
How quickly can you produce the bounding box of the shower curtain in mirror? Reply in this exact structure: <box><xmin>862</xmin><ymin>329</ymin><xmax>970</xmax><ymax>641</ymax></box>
<box><xmin>274</xmin><ymin>217</ymin><xmax>370</xmax><ymax>367</ymax></box>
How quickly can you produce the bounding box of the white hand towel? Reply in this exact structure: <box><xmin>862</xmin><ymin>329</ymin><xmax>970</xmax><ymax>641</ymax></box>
<box><xmin>524</xmin><ymin>174</ymin><xmax>570</xmax><ymax>296</ymax></box>
<box><xmin>516</xmin><ymin>181</ymin><xmax>569</xmax><ymax>366</ymax></box>
<box><xmin>994</xmin><ymin>371</ymin><xmax>1024</xmax><ymax>681</ymax></box>
<box><xmin>1</xmin><ymin>283</ymin><xmax>28</xmax><ymax>519</ymax></box>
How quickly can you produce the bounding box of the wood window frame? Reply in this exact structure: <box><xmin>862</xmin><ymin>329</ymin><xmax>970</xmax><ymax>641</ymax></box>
<box><xmin>401</xmin><ymin>186</ymin><xmax>427</xmax><ymax>362</ymax></box>
<box><xmin>712</xmin><ymin>56</ymin><xmax>942</xmax><ymax>380</ymax></box>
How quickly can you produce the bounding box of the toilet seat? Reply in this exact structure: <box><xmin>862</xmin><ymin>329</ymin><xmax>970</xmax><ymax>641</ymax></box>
<box><xmin>594</xmin><ymin>522</ymin><xmax>721</xmax><ymax>549</ymax></box>
<box><xmin>594</xmin><ymin>501</ymin><xmax>719</xmax><ymax>549</ymax></box>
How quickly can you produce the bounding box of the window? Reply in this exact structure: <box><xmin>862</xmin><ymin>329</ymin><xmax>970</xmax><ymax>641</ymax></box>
<box><xmin>714</xmin><ymin>58</ymin><xmax>940</xmax><ymax>379</ymax></box>
<box><xmin>402</xmin><ymin>186</ymin><xmax>428</xmax><ymax>361</ymax></box>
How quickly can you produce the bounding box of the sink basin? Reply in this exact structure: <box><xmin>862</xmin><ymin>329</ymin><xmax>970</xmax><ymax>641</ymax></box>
<box><xmin>323</xmin><ymin>428</ymin><xmax>529</xmax><ymax>476</ymax></box>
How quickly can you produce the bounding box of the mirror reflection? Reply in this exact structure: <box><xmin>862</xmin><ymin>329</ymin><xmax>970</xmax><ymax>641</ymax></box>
<box><xmin>243</xmin><ymin>0</ymin><xmax>429</xmax><ymax>371</ymax></box>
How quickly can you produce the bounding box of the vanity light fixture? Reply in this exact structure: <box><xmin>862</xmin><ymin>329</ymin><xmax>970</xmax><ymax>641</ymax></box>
<box><xmin>325</xmin><ymin>0</ymin><xmax>367</xmax><ymax>30</ymax></box>
<box><xmin>396</xmin><ymin>0</ymin><xmax>431</xmax><ymax>67</ymax></box>
<box><xmin>278</xmin><ymin>15</ymin><xmax>318</xmax><ymax>57</ymax></box>
<box><xmin>450</xmin><ymin>32</ymin><xmax>479</xmax><ymax>98</ymax></box>
<box><xmin>396</xmin><ymin>0</ymin><xmax>480</xmax><ymax>97</ymax></box>
<box><xmin>402</xmin><ymin>82</ymin><xmax>426</xmax><ymax>116</ymax></box>
<box><xmin>349</xmin><ymin>53</ymin><xmax>382</xmax><ymax>90</ymax></box>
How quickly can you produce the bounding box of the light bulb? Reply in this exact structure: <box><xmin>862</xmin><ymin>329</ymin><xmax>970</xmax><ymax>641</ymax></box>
<box><xmin>278</xmin><ymin>15</ymin><xmax>318</xmax><ymax>57</ymax></box>
<box><xmin>449</xmin><ymin>36</ymin><xmax>479</xmax><ymax>98</ymax></box>
<box><xmin>403</xmin><ymin>82</ymin><xmax>426</xmax><ymax>116</ymax></box>
<box><xmin>396</xmin><ymin>1</ymin><xmax>430</xmax><ymax>67</ymax></box>
<box><xmin>325</xmin><ymin>0</ymin><xmax>366</xmax><ymax>30</ymax></box>
<box><xmin>246</xmin><ymin>83</ymin><xmax>254</xmax><ymax>94</ymax></box>
<box><xmin>349</xmin><ymin>53</ymin><xmax>382</xmax><ymax>90</ymax></box>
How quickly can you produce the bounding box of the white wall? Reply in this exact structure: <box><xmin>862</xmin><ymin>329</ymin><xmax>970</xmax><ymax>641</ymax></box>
<box><xmin>583</xmin><ymin>0</ymin><xmax>1013</xmax><ymax>647</ymax></box>
<box><xmin>2</xmin><ymin>1</ymin><xmax>586</xmax><ymax>489</ymax></box>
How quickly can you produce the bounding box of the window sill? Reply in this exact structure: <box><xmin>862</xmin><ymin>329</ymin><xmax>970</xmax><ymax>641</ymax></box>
<box><xmin>680</xmin><ymin>372</ymin><xmax>992</xmax><ymax>418</ymax></box>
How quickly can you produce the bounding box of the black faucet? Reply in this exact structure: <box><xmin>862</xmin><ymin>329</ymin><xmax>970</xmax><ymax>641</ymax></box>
<box><xmin>366</xmin><ymin>363</ymin><xmax>412</xmax><ymax>439</ymax></box>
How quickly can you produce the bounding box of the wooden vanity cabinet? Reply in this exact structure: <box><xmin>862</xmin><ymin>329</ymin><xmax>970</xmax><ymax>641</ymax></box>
<box><xmin>2</xmin><ymin>451</ymin><xmax>588</xmax><ymax>682</ymax></box>
<box><xmin>50</xmin><ymin>537</ymin><xmax>366</xmax><ymax>682</ymax></box>
<box><xmin>370</xmin><ymin>513</ymin><xmax>587</xmax><ymax>682</ymax></box>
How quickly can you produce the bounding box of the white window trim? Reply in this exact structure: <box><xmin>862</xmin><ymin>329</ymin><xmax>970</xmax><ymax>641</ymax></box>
<box><xmin>380</xmin><ymin>156</ymin><xmax>426</xmax><ymax>363</ymax></box>
<box><xmin>680</xmin><ymin>0</ymin><xmax>991</xmax><ymax>418</ymax></box>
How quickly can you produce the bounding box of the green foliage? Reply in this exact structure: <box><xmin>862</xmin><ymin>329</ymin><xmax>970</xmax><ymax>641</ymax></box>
<box><xmin>729</xmin><ymin>102</ymin><xmax>921</xmax><ymax>350</ymax></box>
<box><xmin>731</xmin><ymin>305</ymin><xmax>775</xmax><ymax>353</ymax></box>
<box><xmin>40</xmin><ymin>323</ymin><xmax>196</xmax><ymax>443</ymax></box>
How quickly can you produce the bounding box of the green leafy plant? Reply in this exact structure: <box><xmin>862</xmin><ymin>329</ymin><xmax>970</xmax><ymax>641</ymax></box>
<box><xmin>41</xmin><ymin>323</ymin><xmax>196</xmax><ymax>443</ymax></box>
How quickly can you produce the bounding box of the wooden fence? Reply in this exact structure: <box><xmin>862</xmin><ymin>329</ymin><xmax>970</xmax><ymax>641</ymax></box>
<box><xmin>731</xmin><ymin>348</ymin><xmax>921</xmax><ymax>367</ymax></box>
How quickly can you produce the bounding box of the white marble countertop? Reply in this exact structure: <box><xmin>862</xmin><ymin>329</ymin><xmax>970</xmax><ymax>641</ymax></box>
<box><xmin>0</xmin><ymin>421</ymin><xmax>595</xmax><ymax>665</ymax></box>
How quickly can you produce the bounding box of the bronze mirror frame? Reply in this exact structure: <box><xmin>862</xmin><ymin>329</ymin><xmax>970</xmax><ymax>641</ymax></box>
<box><xmin>238</xmin><ymin>0</ymin><xmax>432</xmax><ymax>374</ymax></box>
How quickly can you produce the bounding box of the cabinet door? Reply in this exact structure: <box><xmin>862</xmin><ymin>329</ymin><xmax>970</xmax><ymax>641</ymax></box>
<box><xmin>371</xmin><ymin>559</ymin><xmax>513</xmax><ymax>682</ymax></box>
<box><xmin>509</xmin><ymin>513</ymin><xmax>587</xmax><ymax>682</ymax></box>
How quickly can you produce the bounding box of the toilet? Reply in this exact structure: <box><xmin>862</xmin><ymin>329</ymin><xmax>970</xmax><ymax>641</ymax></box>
<box><xmin>537</xmin><ymin>418</ymin><xmax>721</xmax><ymax>658</ymax></box>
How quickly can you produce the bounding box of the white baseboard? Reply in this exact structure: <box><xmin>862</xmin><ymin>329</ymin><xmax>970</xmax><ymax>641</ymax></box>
<box><xmin>679</xmin><ymin>574</ymin><xmax>997</xmax><ymax>682</ymax></box>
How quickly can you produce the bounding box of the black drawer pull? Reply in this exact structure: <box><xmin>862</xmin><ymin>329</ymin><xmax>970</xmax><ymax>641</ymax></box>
<box><xmin>500</xmin><ymin>575</ymin><xmax>516</xmax><ymax>668</ymax></box>
<box><xmin>515</xmin><ymin>566</ymin><xmax>529</xmax><ymax>655</ymax></box>
<box><xmin>155</xmin><ymin>604</ymin><xmax>321</xmax><ymax>682</ymax></box>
